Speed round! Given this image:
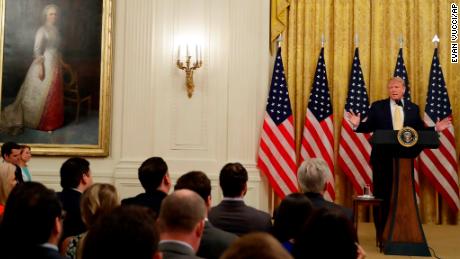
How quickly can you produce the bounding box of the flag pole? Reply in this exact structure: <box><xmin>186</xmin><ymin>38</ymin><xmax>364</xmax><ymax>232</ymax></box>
<box><xmin>432</xmin><ymin>34</ymin><xmax>440</xmax><ymax>48</ymax></box>
<box><xmin>354</xmin><ymin>34</ymin><xmax>359</xmax><ymax>48</ymax></box>
<box><xmin>277</xmin><ymin>33</ymin><xmax>283</xmax><ymax>48</ymax></box>
<box><xmin>321</xmin><ymin>33</ymin><xmax>325</xmax><ymax>48</ymax></box>
<box><xmin>399</xmin><ymin>35</ymin><xmax>404</xmax><ymax>48</ymax></box>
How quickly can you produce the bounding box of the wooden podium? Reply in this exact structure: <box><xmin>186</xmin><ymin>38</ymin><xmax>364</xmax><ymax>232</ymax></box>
<box><xmin>371</xmin><ymin>129</ymin><xmax>439</xmax><ymax>256</ymax></box>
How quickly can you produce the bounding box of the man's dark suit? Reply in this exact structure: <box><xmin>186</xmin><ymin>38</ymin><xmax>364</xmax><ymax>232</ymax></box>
<box><xmin>15</xmin><ymin>245</ymin><xmax>66</xmax><ymax>259</ymax></box>
<box><xmin>208</xmin><ymin>199</ymin><xmax>272</xmax><ymax>236</ymax></box>
<box><xmin>121</xmin><ymin>190</ymin><xmax>167</xmax><ymax>216</ymax></box>
<box><xmin>197</xmin><ymin>220</ymin><xmax>237</xmax><ymax>259</ymax></box>
<box><xmin>57</xmin><ymin>188</ymin><xmax>86</xmax><ymax>239</ymax></box>
<box><xmin>355</xmin><ymin>98</ymin><xmax>428</xmax><ymax>232</ymax></box>
<box><xmin>159</xmin><ymin>241</ymin><xmax>203</xmax><ymax>259</ymax></box>
<box><xmin>305</xmin><ymin>192</ymin><xmax>353</xmax><ymax>221</ymax></box>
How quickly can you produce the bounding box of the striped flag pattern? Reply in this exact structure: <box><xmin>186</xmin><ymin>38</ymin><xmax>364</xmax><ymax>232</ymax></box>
<box><xmin>419</xmin><ymin>48</ymin><xmax>460</xmax><ymax>212</ymax></box>
<box><xmin>300</xmin><ymin>48</ymin><xmax>335</xmax><ymax>201</ymax></box>
<box><xmin>257</xmin><ymin>47</ymin><xmax>298</xmax><ymax>199</ymax></box>
<box><xmin>338</xmin><ymin>48</ymin><xmax>372</xmax><ymax>195</ymax></box>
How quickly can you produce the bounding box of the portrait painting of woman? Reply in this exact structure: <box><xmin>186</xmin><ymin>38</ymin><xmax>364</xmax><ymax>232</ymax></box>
<box><xmin>0</xmin><ymin>4</ymin><xmax>64</xmax><ymax>134</ymax></box>
<box><xmin>0</xmin><ymin>0</ymin><xmax>112</xmax><ymax>156</ymax></box>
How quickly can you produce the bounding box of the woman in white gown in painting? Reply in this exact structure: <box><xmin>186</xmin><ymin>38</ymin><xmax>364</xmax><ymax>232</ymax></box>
<box><xmin>1</xmin><ymin>4</ymin><xmax>64</xmax><ymax>134</ymax></box>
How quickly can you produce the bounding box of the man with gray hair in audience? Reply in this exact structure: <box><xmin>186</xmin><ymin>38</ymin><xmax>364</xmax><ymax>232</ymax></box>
<box><xmin>157</xmin><ymin>189</ymin><xmax>206</xmax><ymax>259</ymax></box>
<box><xmin>297</xmin><ymin>158</ymin><xmax>353</xmax><ymax>220</ymax></box>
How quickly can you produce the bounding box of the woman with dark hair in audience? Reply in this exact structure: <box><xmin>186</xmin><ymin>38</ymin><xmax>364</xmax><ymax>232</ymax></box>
<box><xmin>272</xmin><ymin>193</ymin><xmax>313</xmax><ymax>253</ymax></box>
<box><xmin>60</xmin><ymin>183</ymin><xmax>119</xmax><ymax>259</ymax></box>
<box><xmin>293</xmin><ymin>207</ymin><xmax>366</xmax><ymax>259</ymax></box>
<box><xmin>0</xmin><ymin>182</ymin><xmax>65</xmax><ymax>259</ymax></box>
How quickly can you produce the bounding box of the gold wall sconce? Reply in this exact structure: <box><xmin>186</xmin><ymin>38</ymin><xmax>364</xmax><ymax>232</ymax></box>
<box><xmin>176</xmin><ymin>44</ymin><xmax>202</xmax><ymax>98</ymax></box>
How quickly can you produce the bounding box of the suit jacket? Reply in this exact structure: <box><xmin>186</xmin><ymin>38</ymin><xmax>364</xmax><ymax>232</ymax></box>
<box><xmin>57</xmin><ymin>188</ymin><xmax>86</xmax><ymax>239</ymax></box>
<box><xmin>121</xmin><ymin>190</ymin><xmax>167</xmax><ymax>216</ymax></box>
<box><xmin>159</xmin><ymin>241</ymin><xmax>203</xmax><ymax>259</ymax></box>
<box><xmin>14</xmin><ymin>245</ymin><xmax>66</xmax><ymax>259</ymax></box>
<box><xmin>208</xmin><ymin>199</ymin><xmax>272</xmax><ymax>236</ymax></box>
<box><xmin>197</xmin><ymin>221</ymin><xmax>237</xmax><ymax>259</ymax></box>
<box><xmin>305</xmin><ymin>192</ymin><xmax>353</xmax><ymax>221</ymax></box>
<box><xmin>356</xmin><ymin>99</ymin><xmax>427</xmax><ymax>151</ymax></box>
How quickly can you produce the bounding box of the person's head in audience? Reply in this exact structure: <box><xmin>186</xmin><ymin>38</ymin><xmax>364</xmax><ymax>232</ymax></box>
<box><xmin>219</xmin><ymin>162</ymin><xmax>248</xmax><ymax>198</ymax></box>
<box><xmin>157</xmin><ymin>189</ymin><xmax>206</xmax><ymax>252</ymax></box>
<box><xmin>139</xmin><ymin>156</ymin><xmax>171</xmax><ymax>194</ymax></box>
<box><xmin>80</xmin><ymin>183</ymin><xmax>119</xmax><ymax>228</ymax></box>
<box><xmin>174</xmin><ymin>170</ymin><xmax>212</xmax><ymax>210</ymax></box>
<box><xmin>297</xmin><ymin>158</ymin><xmax>329</xmax><ymax>195</ymax></box>
<box><xmin>82</xmin><ymin>206</ymin><xmax>161</xmax><ymax>259</ymax></box>
<box><xmin>272</xmin><ymin>193</ymin><xmax>313</xmax><ymax>246</ymax></box>
<box><xmin>60</xmin><ymin>157</ymin><xmax>93</xmax><ymax>192</ymax></box>
<box><xmin>0</xmin><ymin>163</ymin><xmax>18</xmax><ymax>209</ymax></box>
<box><xmin>293</xmin><ymin>207</ymin><xmax>359</xmax><ymax>259</ymax></box>
<box><xmin>18</xmin><ymin>144</ymin><xmax>32</xmax><ymax>167</ymax></box>
<box><xmin>1</xmin><ymin>141</ymin><xmax>21</xmax><ymax>165</ymax></box>
<box><xmin>220</xmin><ymin>232</ymin><xmax>293</xmax><ymax>259</ymax></box>
<box><xmin>0</xmin><ymin>182</ymin><xmax>62</xmax><ymax>256</ymax></box>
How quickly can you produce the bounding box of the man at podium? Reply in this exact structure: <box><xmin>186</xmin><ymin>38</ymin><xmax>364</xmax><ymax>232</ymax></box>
<box><xmin>346</xmin><ymin>76</ymin><xmax>451</xmax><ymax>235</ymax></box>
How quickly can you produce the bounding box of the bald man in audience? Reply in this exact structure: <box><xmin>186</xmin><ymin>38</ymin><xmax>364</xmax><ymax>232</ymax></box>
<box><xmin>158</xmin><ymin>189</ymin><xmax>206</xmax><ymax>259</ymax></box>
<box><xmin>175</xmin><ymin>171</ymin><xmax>237</xmax><ymax>259</ymax></box>
<box><xmin>297</xmin><ymin>158</ymin><xmax>353</xmax><ymax>220</ymax></box>
<box><xmin>208</xmin><ymin>163</ymin><xmax>272</xmax><ymax>236</ymax></box>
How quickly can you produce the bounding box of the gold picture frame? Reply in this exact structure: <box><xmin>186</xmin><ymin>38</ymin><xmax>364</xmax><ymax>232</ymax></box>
<box><xmin>0</xmin><ymin>0</ymin><xmax>113</xmax><ymax>156</ymax></box>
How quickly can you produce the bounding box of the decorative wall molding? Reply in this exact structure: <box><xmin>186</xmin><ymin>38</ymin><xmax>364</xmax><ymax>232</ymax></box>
<box><xmin>29</xmin><ymin>0</ymin><xmax>271</xmax><ymax>212</ymax></box>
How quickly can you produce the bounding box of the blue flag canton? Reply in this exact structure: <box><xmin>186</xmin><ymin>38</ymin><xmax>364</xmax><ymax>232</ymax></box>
<box><xmin>267</xmin><ymin>49</ymin><xmax>292</xmax><ymax>125</ymax></box>
<box><xmin>345</xmin><ymin>49</ymin><xmax>369</xmax><ymax>118</ymax></box>
<box><xmin>393</xmin><ymin>48</ymin><xmax>411</xmax><ymax>101</ymax></box>
<box><xmin>308</xmin><ymin>49</ymin><xmax>332</xmax><ymax>121</ymax></box>
<box><xmin>425</xmin><ymin>49</ymin><xmax>452</xmax><ymax>121</ymax></box>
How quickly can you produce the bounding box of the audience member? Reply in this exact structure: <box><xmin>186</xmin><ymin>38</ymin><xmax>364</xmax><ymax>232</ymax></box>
<box><xmin>220</xmin><ymin>232</ymin><xmax>293</xmax><ymax>259</ymax></box>
<box><xmin>272</xmin><ymin>193</ymin><xmax>313</xmax><ymax>253</ymax></box>
<box><xmin>292</xmin><ymin>207</ymin><xmax>366</xmax><ymax>259</ymax></box>
<box><xmin>58</xmin><ymin>157</ymin><xmax>93</xmax><ymax>239</ymax></box>
<box><xmin>208</xmin><ymin>162</ymin><xmax>272</xmax><ymax>236</ymax></box>
<box><xmin>1</xmin><ymin>141</ymin><xmax>21</xmax><ymax>165</ymax></box>
<box><xmin>0</xmin><ymin>182</ymin><xmax>65</xmax><ymax>259</ymax></box>
<box><xmin>61</xmin><ymin>183</ymin><xmax>120</xmax><ymax>259</ymax></box>
<box><xmin>1</xmin><ymin>141</ymin><xmax>24</xmax><ymax>183</ymax></box>
<box><xmin>18</xmin><ymin>144</ymin><xmax>32</xmax><ymax>181</ymax></box>
<box><xmin>175</xmin><ymin>171</ymin><xmax>237</xmax><ymax>259</ymax></box>
<box><xmin>157</xmin><ymin>189</ymin><xmax>206</xmax><ymax>259</ymax></box>
<box><xmin>82</xmin><ymin>206</ymin><xmax>161</xmax><ymax>259</ymax></box>
<box><xmin>297</xmin><ymin>158</ymin><xmax>353</xmax><ymax>220</ymax></box>
<box><xmin>122</xmin><ymin>157</ymin><xmax>171</xmax><ymax>216</ymax></box>
<box><xmin>0</xmin><ymin>163</ymin><xmax>18</xmax><ymax>217</ymax></box>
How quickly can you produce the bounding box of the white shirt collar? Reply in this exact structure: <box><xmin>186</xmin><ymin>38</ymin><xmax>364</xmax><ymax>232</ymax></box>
<box><xmin>40</xmin><ymin>243</ymin><xmax>59</xmax><ymax>251</ymax></box>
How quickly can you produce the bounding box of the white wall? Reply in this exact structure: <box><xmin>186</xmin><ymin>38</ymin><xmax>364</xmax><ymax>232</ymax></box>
<box><xmin>31</xmin><ymin>0</ymin><xmax>271</xmax><ymax>211</ymax></box>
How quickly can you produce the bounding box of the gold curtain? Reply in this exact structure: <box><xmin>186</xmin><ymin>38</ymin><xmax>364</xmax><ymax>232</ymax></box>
<box><xmin>271</xmin><ymin>0</ymin><xmax>460</xmax><ymax>224</ymax></box>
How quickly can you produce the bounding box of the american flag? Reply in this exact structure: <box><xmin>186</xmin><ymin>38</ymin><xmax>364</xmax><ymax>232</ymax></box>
<box><xmin>257</xmin><ymin>47</ymin><xmax>298</xmax><ymax>198</ymax></box>
<box><xmin>419</xmin><ymin>48</ymin><xmax>460</xmax><ymax>212</ymax></box>
<box><xmin>338</xmin><ymin>48</ymin><xmax>372</xmax><ymax>195</ymax></box>
<box><xmin>393</xmin><ymin>48</ymin><xmax>420</xmax><ymax>201</ymax></box>
<box><xmin>393</xmin><ymin>48</ymin><xmax>411</xmax><ymax>101</ymax></box>
<box><xmin>300</xmin><ymin>48</ymin><xmax>335</xmax><ymax>201</ymax></box>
